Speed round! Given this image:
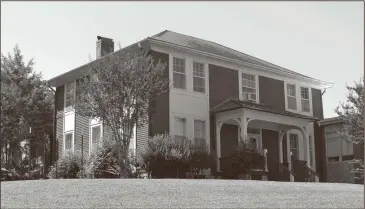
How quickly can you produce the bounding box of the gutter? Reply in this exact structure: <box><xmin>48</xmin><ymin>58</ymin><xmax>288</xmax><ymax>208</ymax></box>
<box><xmin>148</xmin><ymin>38</ymin><xmax>333</xmax><ymax>89</ymax></box>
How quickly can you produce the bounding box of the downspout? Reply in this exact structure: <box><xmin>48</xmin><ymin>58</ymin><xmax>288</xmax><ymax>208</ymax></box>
<box><xmin>48</xmin><ymin>86</ymin><xmax>57</xmax><ymax>171</ymax></box>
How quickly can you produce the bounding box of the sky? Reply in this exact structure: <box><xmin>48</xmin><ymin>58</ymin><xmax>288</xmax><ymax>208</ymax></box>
<box><xmin>1</xmin><ymin>2</ymin><xmax>363</xmax><ymax>118</ymax></box>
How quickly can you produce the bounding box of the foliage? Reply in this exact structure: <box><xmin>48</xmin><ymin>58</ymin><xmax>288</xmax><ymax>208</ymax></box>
<box><xmin>335</xmin><ymin>77</ymin><xmax>364</xmax><ymax>179</ymax></box>
<box><xmin>48</xmin><ymin>151</ymin><xmax>85</xmax><ymax>179</ymax></box>
<box><xmin>1</xmin><ymin>45</ymin><xmax>53</xmax><ymax>171</ymax></box>
<box><xmin>76</xmin><ymin>49</ymin><xmax>169</xmax><ymax>177</ymax></box>
<box><xmin>82</xmin><ymin>139</ymin><xmax>136</xmax><ymax>179</ymax></box>
<box><xmin>222</xmin><ymin>137</ymin><xmax>265</xmax><ymax>179</ymax></box>
<box><xmin>138</xmin><ymin>134</ymin><xmax>213</xmax><ymax>178</ymax></box>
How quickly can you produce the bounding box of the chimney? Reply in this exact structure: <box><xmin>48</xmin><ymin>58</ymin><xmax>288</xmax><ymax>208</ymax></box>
<box><xmin>96</xmin><ymin>36</ymin><xmax>114</xmax><ymax>59</ymax></box>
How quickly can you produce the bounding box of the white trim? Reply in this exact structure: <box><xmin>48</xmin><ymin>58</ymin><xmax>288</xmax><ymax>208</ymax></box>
<box><xmin>172</xmin><ymin>56</ymin><xmax>187</xmax><ymax>90</ymax></box>
<box><xmin>239</xmin><ymin>71</ymin><xmax>260</xmax><ymax>103</ymax></box>
<box><xmin>149</xmin><ymin>40</ymin><xmax>332</xmax><ymax>89</ymax></box>
<box><xmin>89</xmin><ymin>122</ymin><xmax>103</xmax><ymax>155</ymax></box>
<box><xmin>284</xmin><ymin>81</ymin><xmax>313</xmax><ymax>117</ymax></box>
<box><xmin>192</xmin><ymin>60</ymin><xmax>207</xmax><ymax>94</ymax></box>
<box><xmin>193</xmin><ymin>119</ymin><xmax>207</xmax><ymax>145</ymax></box>
<box><xmin>172</xmin><ymin>115</ymin><xmax>187</xmax><ymax>139</ymax></box>
<box><xmin>63</xmin><ymin>130</ymin><xmax>74</xmax><ymax>153</ymax></box>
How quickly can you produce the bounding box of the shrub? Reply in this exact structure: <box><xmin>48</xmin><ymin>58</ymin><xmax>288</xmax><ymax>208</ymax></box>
<box><xmin>82</xmin><ymin>139</ymin><xmax>136</xmax><ymax>179</ymax></box>
<box><xmin>224</xmin><ymin>138</ymin><xmax>265</xmax><ymax>178</ymax></box>
<box><xmin>48</xmin><ymin>151</ymin><xmax>85</xmax><ymax>179</ymax></box>
<box><xmin>188</xmin><ymin>145</ymin><xmax>215</xmax><ymax>176</ymax></box>
<box><xmin>139</xmin><ymin>134</ymin><xmax>214</xmax><ymax>178</ymax></box>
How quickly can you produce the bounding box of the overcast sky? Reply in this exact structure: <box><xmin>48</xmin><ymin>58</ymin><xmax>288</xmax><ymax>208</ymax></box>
<box><xmin>1</xmin><ymin>2</ymin><xmax>363</xmax><ymax>118</ymax></box>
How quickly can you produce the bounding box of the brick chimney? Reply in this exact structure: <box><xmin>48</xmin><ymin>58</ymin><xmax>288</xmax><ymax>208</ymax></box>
<box><xmin>96</xmin><ymin>36</ymin><xmax>114</xmax><ymax>59</ymax></box>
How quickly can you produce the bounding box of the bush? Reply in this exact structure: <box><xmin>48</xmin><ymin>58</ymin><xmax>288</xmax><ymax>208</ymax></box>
<box><xmin>82</xmin><ymin>139</ymin><xmax>136</xmax><ymax>179</ymax></box>
<box><xmin>139</xmin><ymin>134</ymin><xmax>214</xmax><ymax>178</ymax></box>
<box><xmin>222</xmin><ymin>138</ymin><xmax>265</xmax><ymax>179</ymax></box>
<box><xmin>48</xmin><ymin>151</ymin><xmax>85</xmax><ymax>179</ymax></box>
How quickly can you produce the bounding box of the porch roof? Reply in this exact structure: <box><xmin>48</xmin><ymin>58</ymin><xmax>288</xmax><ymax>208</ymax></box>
<box><xmin>211</xmin><ymin>98</ymin><xmax>318</xmax><ymax>121</ymax></box>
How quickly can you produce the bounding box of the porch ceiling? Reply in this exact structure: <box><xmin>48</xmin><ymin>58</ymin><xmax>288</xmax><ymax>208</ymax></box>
<box><xmin>211</xmin><ymin>98</ymin><xmax>318</xmax><ymax>121</ymax></box>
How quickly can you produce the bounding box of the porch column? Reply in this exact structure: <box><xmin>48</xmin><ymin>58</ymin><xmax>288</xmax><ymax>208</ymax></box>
<box><xmin>278</xmin><ymin>130</ymin><xmax>285</xmax><ymax>164</ymax></box>
<box><xmin>216</xmin><ymin>121</ymin><xmax>222</xmax><ymax>171</ymax></box>
<box><xmin>240</xmin><ymin>116</ymin><xmax>248</xmax><ymax>141</ymax></box>
<box><xmin>303</xmin><ymin>129</ymin><xmax>310</xmax><ymax>166</ymax></box>
<box><xmin>286</xmin><ymin>133</ymin><xmax>294</xmax><ymax>182</ymax></box>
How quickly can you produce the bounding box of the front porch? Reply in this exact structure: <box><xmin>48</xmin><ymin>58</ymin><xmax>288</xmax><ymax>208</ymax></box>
<box><xmin>212</xmin><ymin>99</ymin><xmax>319</xmax><ymax>182</ymax></box>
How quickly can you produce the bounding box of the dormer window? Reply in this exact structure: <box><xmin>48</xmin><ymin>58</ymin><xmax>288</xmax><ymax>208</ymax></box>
<box><xmin>241</xmin><ymin>73</ymin><xmax>257</xmax><ymax>102</ymax></box>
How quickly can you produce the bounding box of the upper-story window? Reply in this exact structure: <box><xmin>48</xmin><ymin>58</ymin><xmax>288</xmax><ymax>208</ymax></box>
<box><xmin>193</xmin><ymin>62</ymin><xmax>205</xmax><ymax>93</ymax></box>
<box><xmin>286</xmin><ymin>83</ymin><xmax>297</xmax><ymax>110</ymax></box>
<box><xmin>65</xmin><ymin>81</ymin><xmax>75</xmax><ymax>111</ymax></box>
<box><xmin>300</xmin><ymin>87</ymin><xmax>310</xmax><ymax>112</ymax></box>
<box><xmin>241</xmin><ymin>73</ymin><xmax>257</xmax><ymax>102</ymax></box>
<box><xmin>173</xmin><ymin>57</ymin><xmax>186</xmax><ymax>89</ymax></box>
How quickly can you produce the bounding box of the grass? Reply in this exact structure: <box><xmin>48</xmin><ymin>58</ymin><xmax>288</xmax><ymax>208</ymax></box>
<box><xmin>1</xmin><ymin>179</ymin><xmax>363</xmax><ymax>208</ymax></box>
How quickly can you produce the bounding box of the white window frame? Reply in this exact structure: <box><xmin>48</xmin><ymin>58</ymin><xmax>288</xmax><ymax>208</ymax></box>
<box><xmin>239</xmin><ymin>71</ymin><xmax>259</xmax><ymax>103</ymax></box>
<box><xmin>192</xmin><ymin>61</ymin><xmax>206</xmax><ymax>93</ymax></box>
<box><xmin>299</xmin><ymin>85</ymin><xmax>312</xmax><ymax>114</ymax></box>
<box><xmin>193</xmin><ymin>119</ymin><xmax>206</xmax><ymax>146</ymax></box>
<box><xmin>289</xmin><ymin>133</ymin><xmax>299</xmax><ymax>159</ymax></box>
<box><xmin>284</xmin><ymin>81</ymin><xmax>313</xmax><ymax>116</ymax></box>
<box><xmin>64</xmin><ymin>80</ymin><xmax>76</xmax><ymax>113</ymax></box>
<box><xmin>173</xmin><ymin>116</ymin><xmax>187</xmax><ymax>139</ymax></box>
<box><xmin>172</xmin><ymin>56</ymin><xmax>186</xmax><ymax>90</ymax></box>
<box><xmin>89</xmin><ymin>123</ymin><xmax>103</xmax><ymax>154</ymax></box>
<box><xmin>63</xmin><ymin>131</ymin><xmax>74</xmax><ymax>153</ymax></box>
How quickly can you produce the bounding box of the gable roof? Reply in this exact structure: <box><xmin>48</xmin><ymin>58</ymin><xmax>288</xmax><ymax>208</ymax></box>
<box><xmin>211</xmin><ymin>98</ymin><xmax>318</xmax><ymax>121</ymax></box>
<box><xmin>149</xmin><ymin>30</ymin><xmax>323</xmax><ymax>81</ymax></box>
<box><xmin>48</xmin><ymin>29</ymin><xmax>332</xmax><ymax>88</ymax></box>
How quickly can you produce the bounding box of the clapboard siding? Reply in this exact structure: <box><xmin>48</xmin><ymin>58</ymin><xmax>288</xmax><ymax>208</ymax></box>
<box><xmin>136</xmin><ymin>119</ymin><xmax>149</xmax><ymax>156</ymax></box>
<box><xmin>75</xmin><ymin>114</ymin><xmax>89</xmax><ymax>155</ymax></box>
<box><xmin>56</xmin><ymin>115</ymin><xmax>63</xmax><ymax>156</ymax></box>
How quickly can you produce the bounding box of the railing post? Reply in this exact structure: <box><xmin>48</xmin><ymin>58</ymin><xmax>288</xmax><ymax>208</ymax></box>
<box><xmin>263</xmin><ymin>149</ymin><xmax>268</xmax><ymax>172</ymax></box>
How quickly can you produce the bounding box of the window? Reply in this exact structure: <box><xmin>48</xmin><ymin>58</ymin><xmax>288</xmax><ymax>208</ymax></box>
<box><xmin>91</xmin><ymin>125</ymin><xmax>102</xmax><ymax>153</ymax></box>
<box><xmin>300</xmin><ymin>87</ymin><xmax>310</xmax><ymax>112</ymax></box>
<box><xmin>194</xmin><ymin>120</ymin><xmax>206</xmax><ymax>147</ymax></box>
<box><xmin>309</xmin><ymin>135</ymin><xmax>313</xmax><ymax>167</ymax></box>
<box><xmin>289</xmin><ymin>134</ymin><xmax>299</xmax><ymax>159</ymax></box>
<box><xmin>173</xmin><ymin>57</ymin><xmax>186</xmax><ymax>89</ymax></box>
<box><xmin>65</xmin><ymin>81</ymin><xmax>75</xmax><ymax>111</ymax></box>
<box><xmin>193</xmin><ymin>62</ymin><xmax>205</xmax><ymax>93</ymax></box>
<box><xmin>287</xmin><ymin>84</ymin><xmax>297</xmax><ymax>110</ymax></box>
<box><xmin>328</xmin><ymin>156</ymin><xmax>339</xmax><ymax>163</ymax></box>
<box><xmin>174</xmin><ymin>117</ymin><xmax>187</xmax><ymax>144</ymax></box>
<box><xmin>65</xmin><ymin>132</ymin><xmax>73</xmax><ymax>151</ymax></box>
<box><xmin>241</xmin><ymin>73</ymin><xmax>257</xmax><ymax>102</ymax></box>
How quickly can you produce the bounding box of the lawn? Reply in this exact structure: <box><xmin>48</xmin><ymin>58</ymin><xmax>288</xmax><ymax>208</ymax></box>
<box><xmin>1</xmin><ymin>179</ymin><xmax>363</xmax><ymax>208</ymax></box>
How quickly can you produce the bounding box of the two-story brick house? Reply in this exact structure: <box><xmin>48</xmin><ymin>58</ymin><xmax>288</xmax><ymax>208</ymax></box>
<box><xmin>47</xmin><ymin>30</ymin><xmax>332</xmax><ymax>181</ymax></box>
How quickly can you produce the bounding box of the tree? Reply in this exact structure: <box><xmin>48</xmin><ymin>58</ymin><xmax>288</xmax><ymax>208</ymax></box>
<box><xmin>1</xmin><ymin>45</ymin><xmax>53</xmax><ymax>171</ymax></box>
<box><xmin>76</xmin><ymin>49</ymin><xmax>169</xmax><ymax>178</ymax></box>
<box><xmin>335</xmin><ymin>77</ymin><xmax>364</xmax><ymax>181</ymax></box>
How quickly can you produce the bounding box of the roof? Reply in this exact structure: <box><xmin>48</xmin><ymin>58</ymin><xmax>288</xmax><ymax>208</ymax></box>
<box><xmin>318</xmin><ymin>116</ymin><xmax>343</xmax><ymax>126</ymax></box>
<box><xmin>211</xmin><ymin>98</ymin><xmax>318</xmax><ymax>121</ymax></box>
<box><xmin>48</xmin><ymin>29</ymin><xmax>332</xmax><ymax>87</ymax></box>
<box><xmin>149</xmin><ymin>30</ymin><xmax>325</xmax><ymax>82</ymax></box>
